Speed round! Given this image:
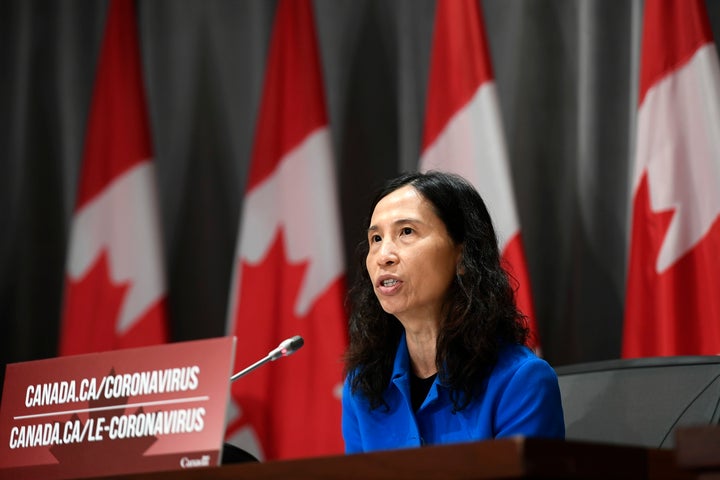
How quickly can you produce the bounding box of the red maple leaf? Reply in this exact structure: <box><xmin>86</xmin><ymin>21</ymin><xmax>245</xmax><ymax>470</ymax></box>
<box><xmin>625</xmin><ymin>174</ymin><xmax>720</xmax><ymax>354</ymax></box>
<box><xmin>60</xmin><ymin>250</ymin><xmax>130</xmax><ymax>355</ymax></box>
<box><xmin>228</xmin><ymin>229</ymin><xmax>347</xmax><ymax>459</ymax></box>
<box><xmin>234</xmin><ymin>230</ymin><xmax>311</xmax><ymax>360</ymax></box>
<box><xmin>29</xmin><ymin>367</ymin><xmax>157</xmax><ymax>479</ymax></box>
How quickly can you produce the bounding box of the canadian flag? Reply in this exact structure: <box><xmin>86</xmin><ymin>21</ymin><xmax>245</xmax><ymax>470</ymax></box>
<box><xmin>224</xmin><ymin>0</ymin><xmax>348</xmax><ymax>461</ymax></box>
<box><xmin>419</xmin><ymin>0</ymin><xmax>540</xmax><ymax>350</ymax></box>
<box><xmin>622</xmin><ymin>0</ymin><xmax>720</xmax><ymax>357</ymax></box>
<box><xmin>59</xmin><ymin>0</ymin><xmax>169</xmax><ymax>356</ymax></box>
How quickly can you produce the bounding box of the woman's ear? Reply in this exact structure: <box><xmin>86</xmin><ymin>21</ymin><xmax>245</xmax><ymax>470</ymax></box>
<box><xmin>456</xmin><ymin>245</ymin><xmax>465</xmax><ymax>276</ymax></box>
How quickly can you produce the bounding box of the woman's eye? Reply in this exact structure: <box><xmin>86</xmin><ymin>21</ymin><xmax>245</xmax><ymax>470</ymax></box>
<box><xmin>370</xmin><ymin>234</ymin><xmax>382</xmax><ymax>243</ymax></box>
<box><xmin>401</xmin><ymin>227</ymin><xmax>413</xmax><ymax>235</ymax></box>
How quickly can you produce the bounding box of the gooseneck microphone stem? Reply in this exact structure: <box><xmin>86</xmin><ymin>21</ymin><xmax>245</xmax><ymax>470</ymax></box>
<box><xmin>230</xmin><ymin>335</ymin><xmax>304</xmax><ymax>382</ymax></box>
<box><xmin>230</xmin><ymin>357</ymin><xmax>272</xmax><ymax>382</ymax></box>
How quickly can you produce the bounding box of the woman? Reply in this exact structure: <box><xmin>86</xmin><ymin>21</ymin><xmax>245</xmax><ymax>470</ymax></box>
<box><xmin>342</xmin><ymin>171</ymin><xmax>564</xmax><ymax>454</ymax></box>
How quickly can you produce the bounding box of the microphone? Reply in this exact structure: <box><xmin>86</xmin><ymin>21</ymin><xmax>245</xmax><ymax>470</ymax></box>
<box><xmin>230</xmin><ymin>335</ymin><xmax>304</xmax><ymax>382</ymax></box>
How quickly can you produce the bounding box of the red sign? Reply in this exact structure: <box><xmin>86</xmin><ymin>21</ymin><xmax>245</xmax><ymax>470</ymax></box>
<box><xmin>0</xmin><ymin>337</ymin><xmax>236</xmax><ymax>480</ymax></box>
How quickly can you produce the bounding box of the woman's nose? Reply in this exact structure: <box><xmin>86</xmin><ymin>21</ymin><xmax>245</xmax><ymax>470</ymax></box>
<box><xmin>378</xmin><ymin>241</ymin><xmax>398</xmax><ymax>265</ymax></box>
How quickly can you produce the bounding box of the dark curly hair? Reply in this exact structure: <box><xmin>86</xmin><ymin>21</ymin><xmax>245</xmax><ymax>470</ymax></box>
<box><xmin>344</xmin><ymin>170</ymin><xmax>529</xmax><ymax>412</ymax></box>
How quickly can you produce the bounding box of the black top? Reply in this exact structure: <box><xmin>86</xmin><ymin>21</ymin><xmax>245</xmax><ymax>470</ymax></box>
<box><xmin>410</xmin><ymin>372</ymin><xmax>438</xmax><ymax>411</ymax></box>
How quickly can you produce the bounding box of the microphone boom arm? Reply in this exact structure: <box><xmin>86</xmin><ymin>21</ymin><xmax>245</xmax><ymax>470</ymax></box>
<box><xmin>230</xmin><ymin>356</ymin><xmax>272</xmax><ymax>382</ymax></box>
<box><xmin>230</xmin><ymin>335</ymin><xmax>304</xmax><ymax>382</ymax></box>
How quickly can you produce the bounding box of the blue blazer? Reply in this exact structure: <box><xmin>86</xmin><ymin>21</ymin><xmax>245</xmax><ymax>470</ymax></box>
<box><xmin>342</xmin><ymin>335</ymin><xmax>565</xmax><ymax>454</ymax></box>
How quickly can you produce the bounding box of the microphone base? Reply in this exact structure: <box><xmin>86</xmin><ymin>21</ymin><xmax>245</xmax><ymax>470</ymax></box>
<box><xmin>221</xmin><ymin>443</ymin><xmax>260</xmax><ymax>464</ymax></box>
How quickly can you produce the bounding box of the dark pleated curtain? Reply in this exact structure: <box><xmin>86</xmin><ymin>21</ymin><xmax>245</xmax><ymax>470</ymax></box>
<box><xmin>3</xmin><ymin>0</ymin><xmax>720</xmax><ymax>393</ymax></box>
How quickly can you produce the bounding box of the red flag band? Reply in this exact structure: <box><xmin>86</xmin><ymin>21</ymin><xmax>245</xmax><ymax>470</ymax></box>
<box><xmin>623</xmin><ymin>0</ymin><xmax>720</xmax><ymax>357</ymax></box>
<box><xmin>60</xmin><ymin>0</ymin><xmax>169</xmax><ymax>356</ymax></box>
<box><xmin>225</xmin><ymin>0</ymin><xmax>348</xmax><ymax>461</ymax></box>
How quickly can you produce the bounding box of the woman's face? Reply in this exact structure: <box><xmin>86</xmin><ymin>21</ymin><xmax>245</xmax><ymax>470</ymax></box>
<box><xmin>366</xmin><ymin>185</ymin><xmax>462</xmax><ymax>325</ymax></box>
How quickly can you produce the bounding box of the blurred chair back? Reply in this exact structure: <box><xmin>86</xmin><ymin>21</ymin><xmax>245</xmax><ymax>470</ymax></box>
<box><xmin>555</xmin><ymin>356</ymin><xmax>720</xmax><ymax>448</ymax></box>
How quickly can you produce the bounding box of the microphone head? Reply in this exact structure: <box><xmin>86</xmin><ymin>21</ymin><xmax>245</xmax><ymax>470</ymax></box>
<box><xmin>270</xmin><ymin>335</ymin><xmax>304</xmax><ymax>360</ymax></box>
<box><xmin>285</xmin><ymin>335</ymin><xmax>304</xmax><ymax>353</ymax></box>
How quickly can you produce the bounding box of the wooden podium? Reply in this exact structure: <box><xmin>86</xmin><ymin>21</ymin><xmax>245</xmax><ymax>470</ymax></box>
<box><xmin>676</xmin><ymin>426</ymin><xmax>720</xmax><ymax>480</ymax></box>
<box><xmin>92</xmin><ymin>437</ymin><xmax>695</xmax><ymax>480</ymax></box>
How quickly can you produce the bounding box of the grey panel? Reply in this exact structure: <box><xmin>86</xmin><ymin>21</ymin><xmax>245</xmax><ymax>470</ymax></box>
<box><xmin>555</xmin><ymin>356</ymin><xmax>720</xmax><ymax>448</ymax></box>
